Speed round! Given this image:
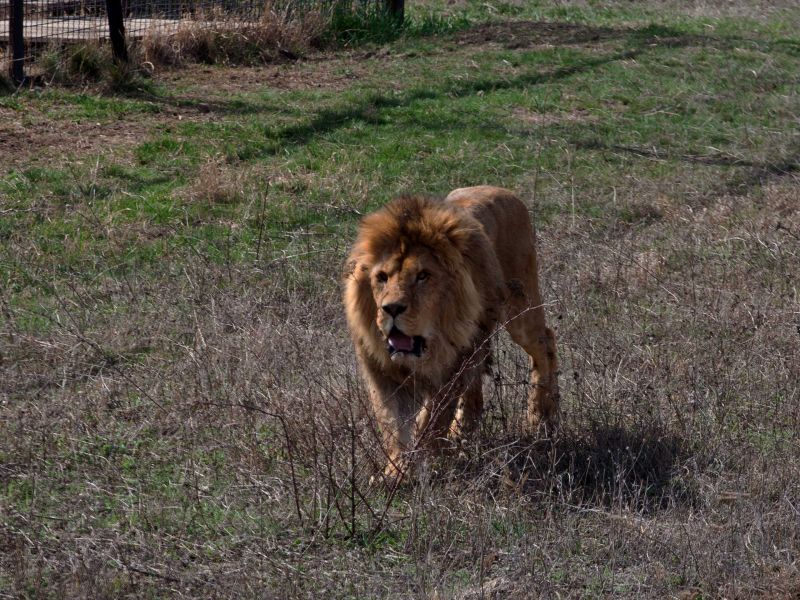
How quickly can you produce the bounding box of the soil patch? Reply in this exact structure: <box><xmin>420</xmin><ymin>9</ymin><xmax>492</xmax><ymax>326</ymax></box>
<box><xmin>0</xmin><ymin>54</ymin><xmax>393</xmax><ymax>172</ymax></box>
<box><xmin>0</xmin><ymin>93</ymin><xmax>224</xmax><ymax>172</ymax></box>
<box><xmin>0</xmin><ymin>107</ymin><xmax>151</xmax><ymax>171</ymax></box>
<box><xmin>512</xmin><ymin>106</ymin><xmax>598</xmax><ymax>125</ymax></box>
<box><xmin>451</xmin><ymin>20</ymin><xmax>627</xmax><ymax>49</ymax></box>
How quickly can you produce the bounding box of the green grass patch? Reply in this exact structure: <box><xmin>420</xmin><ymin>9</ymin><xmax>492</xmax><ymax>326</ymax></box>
<box><xmin>4</xmin><ymin>15</ymin><xmax>799</xmax><ymax>298</ymax></box>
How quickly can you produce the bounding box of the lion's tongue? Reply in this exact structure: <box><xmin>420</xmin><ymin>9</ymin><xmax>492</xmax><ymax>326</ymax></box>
<box><xmin>389</xmin><ymin>330</ymin><xmax>414</xmax><ymax>352</ymax></box>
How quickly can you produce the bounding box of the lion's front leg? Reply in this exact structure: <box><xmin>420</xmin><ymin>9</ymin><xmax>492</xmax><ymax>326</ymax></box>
<box><xmin>449</xmin><ymin>377</ymin><xmax>484</xmax><ymax>441</ymax></box>
<box><xmin>367</xmin><ymin>382</ymin><xmax>415</xmax><ymax>484</ymax></box>
<box><xmin>415</xmin><ymin>394</ymin><xmax>458</xmax><ymax>451</ymax></box>
<box><xmin>507</xmin><ymin>302</ymin><xmax>560</xmax><ymax>434</ymax></box>
<box><xmin>525</xmin><ymin>326</ymin><xmax>560</xmax><ymax>433</ymax></box>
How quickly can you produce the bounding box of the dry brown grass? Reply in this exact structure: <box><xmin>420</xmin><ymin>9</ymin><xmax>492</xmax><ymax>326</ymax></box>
<box><xmin>2</xmin><ymin>175</ymin><xmax>798</xmax><ymax>597</ymax></box>
<box><xmin>183</xmin><ymin>156</ymin><xmax>249</xmax><ymax>205</ymax></box>
<box><xmin>138</xmin><ymin>3</ymin><xmax>329</xmax><ymax>67</ymax></box>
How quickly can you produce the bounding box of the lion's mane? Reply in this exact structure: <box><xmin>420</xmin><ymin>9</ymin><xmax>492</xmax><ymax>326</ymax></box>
<box><xmin>344</xmin><ymin>196</ymin><xmax>503</xmax><ymax>386</ymax></box>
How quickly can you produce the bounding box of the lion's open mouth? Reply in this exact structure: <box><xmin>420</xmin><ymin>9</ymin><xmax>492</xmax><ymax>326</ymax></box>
<box><xmin>387</xmin><ymin>327</ymin><xmax>426</xmax><ymax>357</ymax></box>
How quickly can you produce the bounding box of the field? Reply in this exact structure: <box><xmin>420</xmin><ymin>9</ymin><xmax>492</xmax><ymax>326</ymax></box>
<box><xmin>2</xmin><ymin>0</ymin><xmax>800</xmax><ymax>597</ymax></box>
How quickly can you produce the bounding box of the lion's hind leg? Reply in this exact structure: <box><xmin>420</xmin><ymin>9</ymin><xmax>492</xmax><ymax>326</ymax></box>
<box><xmin>506</xmin><ymin>304</ymin><xmax>560</xmax><ymax>434</ymax></box>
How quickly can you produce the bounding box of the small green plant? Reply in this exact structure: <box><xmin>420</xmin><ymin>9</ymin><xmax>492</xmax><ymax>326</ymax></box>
<box><xmin>325</xmin><ymin>3</ymin><xmax>470</xmax><ymax>46</ymax></box>
<box><xmin>35</xmin><ymin>44</ymin><xmax>67</xmax><ymax>83</ymax></box>
<box><xmin>326</xmin><ymin>4</ymin><xmax>406</xmax><ymax>45</ymax></box>
<box><xmin>68</xmin><ymin>44</ymin><xmax>105</xmax><ymax>80</ymax></box>
<box><xmin>37</xmin><ymin>43</ymin><xmax>109</xmax><ymax>83</ymax></box>
<box><xmin>105</xmin><ymin>59</ymin><xmax>155</xmax><ymax>94</ymax></box>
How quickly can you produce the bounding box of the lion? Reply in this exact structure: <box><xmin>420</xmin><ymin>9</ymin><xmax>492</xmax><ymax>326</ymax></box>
<box><xmin>344</xmin><ymin>186</ymin><xmax>559</xmax><ymax>484</ymax></box>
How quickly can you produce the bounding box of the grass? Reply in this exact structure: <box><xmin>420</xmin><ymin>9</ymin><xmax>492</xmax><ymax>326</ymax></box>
<box><xmin>2</xmin><ymin>0</ymin><xmax>800</xmax><ymax>597</ymax></box>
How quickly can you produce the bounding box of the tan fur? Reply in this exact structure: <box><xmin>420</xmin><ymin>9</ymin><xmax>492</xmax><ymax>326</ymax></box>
<box><xmin>344</xmin><ymin>186</ymin><xmax>559</xmax><ymax>484</ymax></box>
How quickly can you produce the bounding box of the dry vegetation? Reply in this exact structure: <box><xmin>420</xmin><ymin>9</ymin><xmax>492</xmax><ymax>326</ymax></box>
<box><xmin>3</xmin><ymin>180</ymin><xmax>798</xmax><ymax>597</ymax></box>
<box><xmin>137</xmin><ymin>4</ymin><xmax>330</xmax><ymax>67</ymax></box>
<box><xmin>2</xmin><ymin>1</ymin><xmax>800</xmax><ymax>597</ymax></box>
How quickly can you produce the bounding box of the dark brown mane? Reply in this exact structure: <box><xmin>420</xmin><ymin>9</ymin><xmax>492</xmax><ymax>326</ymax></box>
<box><xmin>352</xmin><ymin>196</ymin><xmax>479</xmax><ymax>272</ymax></box>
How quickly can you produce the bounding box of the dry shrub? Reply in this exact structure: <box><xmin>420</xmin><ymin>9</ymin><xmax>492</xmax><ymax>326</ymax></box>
<box><xmin>29</xmin><ymin>41</ymin><xmax>153</xmax><ymax>92</ymax></box>
<box><xmin>33</xmin><ymin>41</ymin><xmax>111</xmax><ymax>84</ymax></box>
<box><xmin>184</xmin><ymin>157</ymin><xmax>247</xmax><ymax>205</ymax></box>
<box><xmin>139</xmin><ymin>3</ymin><xmax>329</xmax><ymax>66</ymax></box>
<box><xmin>0</xmin><ymin>70</ymin><xmax>13</xmax><ymax>93</ymax></box>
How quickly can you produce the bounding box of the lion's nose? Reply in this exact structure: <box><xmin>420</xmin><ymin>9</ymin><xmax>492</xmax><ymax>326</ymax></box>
<box><xmin>382</xmin><ymin>303</ymin><xmax>407</xmax><ymax>318</ymax></box>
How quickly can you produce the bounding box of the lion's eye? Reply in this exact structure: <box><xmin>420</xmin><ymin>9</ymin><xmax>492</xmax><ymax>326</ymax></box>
<box><xmin>376</xmin><ymin>271</ymin><xmax>388</xmax><ymax>283</ymax></box>
<box><xmin>417</xmin><ymin>271</ymin><xmax>430</xmax><ymax>282</ymax></box>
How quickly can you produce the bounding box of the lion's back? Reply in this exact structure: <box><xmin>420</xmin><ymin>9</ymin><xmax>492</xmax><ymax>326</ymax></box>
<box><xmin>445</xmin><ymin>186</ymin><xmax>537</xmax><ymax>286</ymax></box>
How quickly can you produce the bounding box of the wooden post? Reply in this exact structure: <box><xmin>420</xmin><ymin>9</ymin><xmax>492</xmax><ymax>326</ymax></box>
<box><xmin>386</xmin><ymin>0</ymin><xmax>404</xmax><ymax>22</ymax></box>
<box><xmin>105</xmin><ymin>0</ymin><xmax>128</xmax><ymax>63</ymax></box>
<box><xmin>9</xmin><ymin>0</ymin><xmax>24</xmax><ymax>84</ymax></box>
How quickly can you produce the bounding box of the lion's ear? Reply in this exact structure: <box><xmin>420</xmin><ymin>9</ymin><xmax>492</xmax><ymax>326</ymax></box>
<box><xmin>440</xmin><ymin>216</ymin><xmax>479</xmax><ymax>255</ymax></box>
<box><xmin>343</xmin><ymin>259</ymin><xmax>358</xmax><ymax>281</ymax></box>
<box><xmin>343</xmin><ymin>256</ymin><xmax>371</xmax><ymax>283</ymax></box>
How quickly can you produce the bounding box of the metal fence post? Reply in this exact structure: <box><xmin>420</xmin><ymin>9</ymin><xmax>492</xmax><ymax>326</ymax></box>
<box><xmin>9</xmin><ymin>0</ymin><xmax>25</xmax><ymax>83</ymax></box>
<box><xmin>105</xmin><ymin>0</ymin><xmax>129</xmax><ymax>63</ymax></box>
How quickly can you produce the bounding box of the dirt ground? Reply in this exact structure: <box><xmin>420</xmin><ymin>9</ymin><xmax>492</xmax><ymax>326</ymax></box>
<box><xmin>0</xmin><ymin>59</ymin><xmax>374</xmax><ymax>171</ymax></box>
<box><xmin>0</xmin><ymin>20</ymin><xmax>641</xmax><ymax>172</ymax></box>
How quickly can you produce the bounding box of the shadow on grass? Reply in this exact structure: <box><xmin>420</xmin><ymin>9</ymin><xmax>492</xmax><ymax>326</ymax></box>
<box><xmin>141</xmin><ymin>18</ymin><xmax>794</xmax><ymax>112</ymax></box>
<box><xmin>576</xmin><ymin>138</ymin><xmax>800</xmax><ymax>195</ymax></box>
<box><xmin>176</xmin><ymin>21</ymin><xmax>794</xmax><ymax>157</ymax></box>
<box><xmin>269</xmin><ymin>48</ymin><xmax>641</xmax><ymax>148</ymax></box>
<box><xmin>449</xmin><ymin>20</ymin><xmax>626</xmax><ymax>48</ymax></box>
<box><xmin>115</xmin><ymin>19</ymin><xmax>798</xmax><ymax>198</ymax></box>
<box><xmin>138</xmin><ymin>20</ymin><xmax>712</xmax><ymax>123</ymax></box>
<box><xmin>484</xmin><ymin>423</ymin><xmax>696</xmax><ymax>512</ymax></box>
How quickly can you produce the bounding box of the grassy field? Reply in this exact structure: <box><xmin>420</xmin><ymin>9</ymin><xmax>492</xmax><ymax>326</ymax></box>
<box><xmin>2</xmin><ymin>0</ymin><xmax>800</xmax><ymax>597</ymax></box>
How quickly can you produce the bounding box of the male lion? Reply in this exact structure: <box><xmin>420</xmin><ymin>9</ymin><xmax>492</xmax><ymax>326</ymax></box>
<box><xmin>344</xmin><ymin>186</ymin><xmax>558</xmax><ymax>483</ymax></box>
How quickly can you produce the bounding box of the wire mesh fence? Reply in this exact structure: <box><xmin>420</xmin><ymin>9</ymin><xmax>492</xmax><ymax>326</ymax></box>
<box><xmin>2</xmin><ymin>0</ymin><xmax>396</xmax><ymax>82</ymax></box>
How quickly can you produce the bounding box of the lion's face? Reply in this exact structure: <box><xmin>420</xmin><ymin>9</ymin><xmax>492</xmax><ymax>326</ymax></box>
<box><xmin>369</xmin><ymin>246</ymin><xmax>445</xmax><ymax>366</ymax></box>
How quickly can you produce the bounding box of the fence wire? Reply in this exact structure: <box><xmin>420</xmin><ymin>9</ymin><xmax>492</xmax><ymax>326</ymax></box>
<box><xmin>2</xmin><ymin>0</ymin><xmax>388</xmax><ymax>80</ymax></box>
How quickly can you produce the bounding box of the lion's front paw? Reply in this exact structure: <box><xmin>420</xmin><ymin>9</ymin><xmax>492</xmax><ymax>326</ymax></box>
<box><xmin>369</xmin><ymin>459</ymin><xmax>410</xmax><ymax>490</ymax></box>
<box><xmin>447</xmin><ymin>410</ymin><xmax>480</xmax><ymax>443</ymax></box>
<box><xmin>526</xmin><ymin>410</ymin><xmax>559</xmax><ymax>438</ymax></box>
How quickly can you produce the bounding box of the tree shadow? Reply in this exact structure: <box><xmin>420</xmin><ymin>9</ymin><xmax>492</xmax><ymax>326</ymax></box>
<box><xmin>136</xmin><ymin>20</ymin><xmax>717</xmax><ymax>131</ymax></box>
<box><xmin>207</xmin><ymin>20</ymin><xmax>786</xmax><ymax>157</ymax></box>
<box><xmin>117</xmin><ymin>18</ymin><xmax>797</xmax><ymax>194</ymax></box>
<box><xmin>449</xmin><ymin>20</ymin><xmax>628</xmax><ymax>49</ymax></box>
<box><xmin>575</xmin><ymin>138</ymin><xmax>800</xmax><ymax>196</ymax></box>
<box><xmin>271</xmin><ymin>48</ymin><xmax>641</xmax><ymax>147</ymax></box>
